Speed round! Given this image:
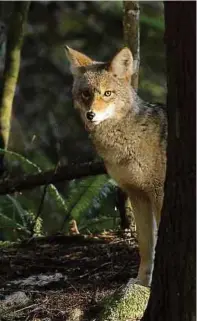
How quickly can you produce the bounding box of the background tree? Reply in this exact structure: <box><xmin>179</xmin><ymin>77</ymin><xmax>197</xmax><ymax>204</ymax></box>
<box><xmin>142</xmin><ymin>2</ymin><xmax>195</xmax><ymax>321</ymax></box>
<box><xmin>123</xmin><ymin>0</ymin><xmax>140</xmax><ymax>90</ymax></box>
<box><xmin>0</xmin><ymin>2</ymin><xmax>30</xmax><ymax>175</ymax></box>
<box><xmin>117</xmin><ymin>1</ymin><xmax>140</xmax><ymax>230</ymax></box>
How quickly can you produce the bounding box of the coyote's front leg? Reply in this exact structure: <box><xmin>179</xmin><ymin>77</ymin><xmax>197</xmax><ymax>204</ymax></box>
<box><xmin>127</xmin><ymin>189</ymin><xmax>157</xmax><ymax>287</ymax></box>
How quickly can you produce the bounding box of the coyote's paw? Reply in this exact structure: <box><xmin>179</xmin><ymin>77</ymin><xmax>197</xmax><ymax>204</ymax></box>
<box><xmin>126</xmin><ymin>276</ymin><xmax>151</xmax><ymax>289</ymax></box>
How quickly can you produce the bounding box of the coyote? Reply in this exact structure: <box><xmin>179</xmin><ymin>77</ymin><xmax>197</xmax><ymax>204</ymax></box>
<box><xmin>65</xmin><ymin>46</ymin><xmax>167</xmax><ymax>287</ymax></box>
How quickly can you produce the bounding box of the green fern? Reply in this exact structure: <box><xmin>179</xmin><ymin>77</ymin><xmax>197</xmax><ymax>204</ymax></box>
<box><xmin>79</xmin><ymin>217</ymin><xmax>120</xmax><ymax>234</ymax></box>
<box><xmin>78</xmin><ymin>179</ymin><xmax>119</xmax><ymax>232</ymax></box>
<box><xmin>59</xmin><ymin>176</ymin><xmax>99</xmax><ymax>232</ymax></box>
<box><xmin>0</xmin><ymin>149</ymin><xmax>118</xmax><ymax>237</ymax></box>
<box><xmin>2</xmin><ymin>148</ymin><xmax>67</xmax><ymax>214</ymax></box>
<box><xmin>0</xmin><ymin>148</ymin><xmax>42</xmax><ymax>173</ymax></box>
<box><xmin>70</xmin><ymin>175</ymin><xmax>108</xmax><ymax>220</ymax></box>
<box><xmin>6</xmin><ymin>195</ymin><xmax>28</xmax><ymax>227</ymax></box>
<box><xmin>0</xmin><ymin>206</ymin><xmax>31</xmax><ymax>241</ymax></box>
<box><xmin>0</xmin><ymin>149</ymin><xmax>69</xmax><ymax>237</ymax></box>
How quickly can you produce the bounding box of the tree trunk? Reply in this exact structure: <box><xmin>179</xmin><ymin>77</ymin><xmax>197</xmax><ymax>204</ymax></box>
<box><xmin>0</xmin><ymin>2</ymin><xmax>30</xmax><ymax>175</ymax></box>
<box><xmin>142</xmin><ymin>2</ymin><xmax>196</xmax><ymax>321</ymax></box>
<box><xmin>123</xmin><ymin>0</ymin><xmax>140</xmax><ymax>90</ymax></box>
<box><xmin>117</xmin><ymin>1</ymin><xmax>140</xmax><ymax>230</ymax></box>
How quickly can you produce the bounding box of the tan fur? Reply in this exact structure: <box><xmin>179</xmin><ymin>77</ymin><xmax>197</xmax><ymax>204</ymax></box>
<box><xmin>65</xmin><ymin>46</ymin><xmax>167</xmax><ymax>287</ymax></box>
<box><xmin>91</xmin><ymin>98</ymin><xmax>106</xmax><ymax>112</ymax></box>
<box><xmin>65</xmin><ymin>46</ymin><xmax>93</xmax><ymax>68</ymax></box>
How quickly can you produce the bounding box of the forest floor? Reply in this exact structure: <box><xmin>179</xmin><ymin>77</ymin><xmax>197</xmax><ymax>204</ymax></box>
<box><xmin>0</xmin><ymin>231</ymin><xmax>139</xmax><ymax>321</ymax></box>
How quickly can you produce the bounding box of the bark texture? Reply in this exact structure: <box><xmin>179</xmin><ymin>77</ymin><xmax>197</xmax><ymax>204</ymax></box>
<box><xmin>142</xmin><ymin>2</ymin><xmax>196</xmax><ymax>321</ymax></box>
<box><xmin>0</xmin><ymin>2</ymin><xmax>30</xmax><ymax>173</ymax></box>
<box><xmin>118</xmin><ymin>1</ymin><xmax>140</xmax><ymax>229</ymax></box>
<box><xmin>123</xmin><ymin>1</ymin><xmax>140</xmax><ymax>90</ymax></box>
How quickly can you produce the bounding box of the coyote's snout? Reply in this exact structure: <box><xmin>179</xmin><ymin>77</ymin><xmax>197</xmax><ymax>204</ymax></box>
<box><xmin>86</xmin><ymin>102</ymin><xmax>116</xmax><ymax>125</ymax></box>
<box><xmin>65</xmin><ymin>45</ymin><xmax>167</xmax><ymax>287</ymax></box>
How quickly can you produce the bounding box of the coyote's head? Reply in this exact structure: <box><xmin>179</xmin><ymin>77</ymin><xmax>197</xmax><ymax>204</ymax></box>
<box><xmin>65</xmin><ymin>46</ymin><xmax>134</xmax><ymax>130</ymax></box>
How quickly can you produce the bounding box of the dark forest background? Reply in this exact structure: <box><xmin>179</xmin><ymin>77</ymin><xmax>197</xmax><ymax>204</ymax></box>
<box><xmin>0</xmin><ymin>1</ymin><xmax>166</xmax><ymax>241</ymax></box>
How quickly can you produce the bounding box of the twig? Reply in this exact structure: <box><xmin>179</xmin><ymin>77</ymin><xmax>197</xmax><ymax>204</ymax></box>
<box><xmin>74</xmin><ymin>262</ymin><xmax>111</xmax><ymax>280</ymax></box>
<box><xmin>30</xmin><ymin>161</ymin><xmax>61</xmax><ymax>236</ymax></box>
<box><xmin>30</xmin><ymin>184</ymin><xmax>48</xmax><ymax>237</ymax></box>
<box><xmin>14</xmin><ymin>303</ymin><xmax>38</xmax><ymax>314</ymax></box>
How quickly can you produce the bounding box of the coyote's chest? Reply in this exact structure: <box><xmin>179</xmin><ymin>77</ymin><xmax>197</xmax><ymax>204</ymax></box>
<box><xmin>90</xmin><ymin>126</ymin><xmax>147</xmax><ymax>189</ymax></box>
<box><xmin>91</xmin><ymin>128</ymin><xmax>131</xmax><ymax>164</ymax></box>
<box><xmin>95</xmin><ymin>140</ymin><xmax>147</xmax><ymax>190</ymax></box>
<box><xmin>90</xmin><ymin>122</ymin><xmax>165</xmax><ymax>191</ymax></box>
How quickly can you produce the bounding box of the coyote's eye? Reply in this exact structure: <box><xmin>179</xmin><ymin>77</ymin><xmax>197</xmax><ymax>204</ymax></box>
<box><xmin>104</xmin><ymin>91</ymin><xmax>112</xmax><ymax>97</ymax></box>
<box><xmin>81</xmin><ymin>90</ymin><xmax>91</xmax><ymax>100</ymax></box>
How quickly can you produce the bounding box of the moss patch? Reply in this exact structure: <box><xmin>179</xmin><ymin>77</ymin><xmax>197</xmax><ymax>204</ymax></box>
<box><xmin>97</xmin><ymin>281</ymin><xmax>150</xmax><ymax>321</ymax></box>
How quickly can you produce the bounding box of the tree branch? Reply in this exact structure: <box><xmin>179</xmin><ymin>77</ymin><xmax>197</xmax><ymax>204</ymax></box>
<box><xmin>0</xmin><ymin>161</ymin><xmax>107</xmax><ymax>195</ymax></box>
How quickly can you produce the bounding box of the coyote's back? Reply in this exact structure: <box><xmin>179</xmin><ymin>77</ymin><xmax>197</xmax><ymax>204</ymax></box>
<box><xmin>65</xmin><ymin>46</ymin><xmax>167</xmax><ymax>287</ymax></box>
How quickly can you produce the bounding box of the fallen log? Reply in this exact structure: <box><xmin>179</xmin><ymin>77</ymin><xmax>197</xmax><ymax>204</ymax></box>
<box><xmin>0</xmin><ymin>161</ymin><xmax>106</xmax><ymax>195</ymax></box>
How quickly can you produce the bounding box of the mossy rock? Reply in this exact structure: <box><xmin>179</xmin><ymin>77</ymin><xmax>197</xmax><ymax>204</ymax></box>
<box><xmin>97</xmin><ymin>281</ymin><xmax>150</xmax><ymax>321</ymax></box>
<box><xmin>0</xmin><ymin>241</ymin><xmax>16</xmax><ymax>248</ymax></box>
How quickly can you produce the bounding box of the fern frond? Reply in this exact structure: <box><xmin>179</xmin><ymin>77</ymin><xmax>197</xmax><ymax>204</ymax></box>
<box><xmin>6</xmin><ymin>195</ymin><xmax>28</xmax><ymax>227</ymax></box>
<box><xmin>71</xmin><ymin>174</ymin><xmax>108</xmax><ymax>221</ymax></box>
<box><xmin>0</xmin><ymin>212</ymin><xmax>30</xmax><ymax>235</ymax></box>
<box><xmin>0</xmin><ymin>148</ymin><xmax>41</xmax><ymax>173</ymax></box>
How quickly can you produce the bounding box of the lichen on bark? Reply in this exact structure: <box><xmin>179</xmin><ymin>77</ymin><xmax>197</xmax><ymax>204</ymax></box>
<box><xmin>0</xmin><ymin>2</ymin><xmax>30</xmax><ymax>171</ymax></box>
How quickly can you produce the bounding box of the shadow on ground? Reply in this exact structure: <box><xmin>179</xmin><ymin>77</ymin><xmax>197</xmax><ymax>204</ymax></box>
<box><xmin>0</xmin><ymin>232</ymin><xmax>139</xmax><ymax>321</ymax></box>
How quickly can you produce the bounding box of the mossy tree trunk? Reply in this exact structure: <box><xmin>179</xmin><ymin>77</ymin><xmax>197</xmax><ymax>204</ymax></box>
<box><xmin>0</xmin><ymin>2</ymin><xmax>30</xmax><ymax>175</ymax></box>
<box><xmin>117</xmin><ymin>1</ymin><xmax>140</xmax><ymax>230</ymax></box>
<box><xmin>142</xmin><ymin>2</ymin><xmax>195</xmax><ymax>321</ymax></box>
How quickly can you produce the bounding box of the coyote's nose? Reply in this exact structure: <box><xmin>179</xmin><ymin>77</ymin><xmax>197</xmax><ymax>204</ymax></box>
<box><xmin>86</xmin><ymin>111</ymin><xmax>95</xmax><ymax>121</ymax></box>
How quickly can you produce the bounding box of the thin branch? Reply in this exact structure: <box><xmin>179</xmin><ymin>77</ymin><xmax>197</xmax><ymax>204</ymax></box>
<box><xmin>30</xmin><ymin>161</ymin><xmax>61</xmax><ymax>235</ymax></box>
<box><xmin>0</xmin><ymin>161</ymin><xmax>107</xmax><ymax>195</ymax></box>
<box><xmin>14</xmin><ymin>304</ymin><xmax>38</xmax><ymax>314</ymax></box>
<box><xmin>30</xmin><ymin>184</ymin><xmax>48</xmax><ymax>236</ymax></box>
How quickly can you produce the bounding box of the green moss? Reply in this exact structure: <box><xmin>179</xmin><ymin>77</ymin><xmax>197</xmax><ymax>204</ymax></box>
<box><xmin>0</xmin><ymin>240</ymin><xmax>18</xmax><ymax>248</ymax></box>
<box><xmin>98</xmin><ymin>282</ymin><xmax>150</xmax><ymax>321</ymax></box>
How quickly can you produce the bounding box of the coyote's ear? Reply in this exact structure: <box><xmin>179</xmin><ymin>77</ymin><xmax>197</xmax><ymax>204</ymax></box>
<box><xmin>109</xmin><ymin>47</ymin><xmax>133</xmax><ymax>82</ymax></box>
<box><xmin>65</xmin><ymin>46</ymin><xmax>93</xmax><ymax>74</ymax></box>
